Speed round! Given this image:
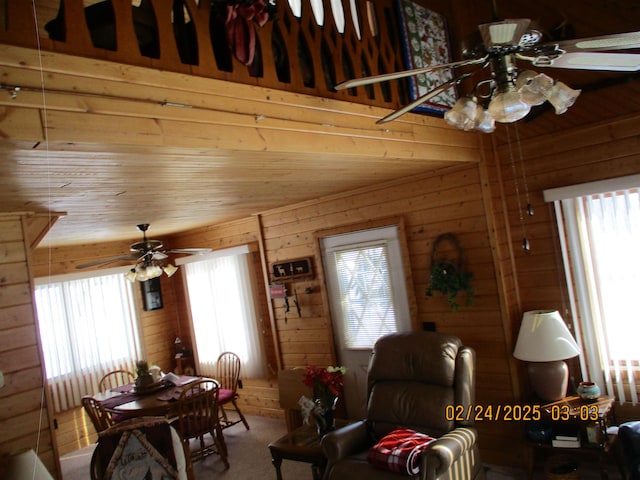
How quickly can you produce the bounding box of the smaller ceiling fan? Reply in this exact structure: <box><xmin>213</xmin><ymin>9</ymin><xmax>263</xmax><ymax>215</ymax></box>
<box><xmin>335</xmin><ymin>18</ymin><xmax>640</xmax><ymax>131</ymax></box>
<box><xmin>76</xmin><ymin>224</ymin><xmax>211</xmax><ymax>281</ymax></box>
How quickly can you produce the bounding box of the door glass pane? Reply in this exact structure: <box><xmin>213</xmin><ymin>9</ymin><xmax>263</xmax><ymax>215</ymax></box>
<box><xmin>334</xmin><ymin>245</ymin><xmax>397</xmax><ymax>348</ymax></box>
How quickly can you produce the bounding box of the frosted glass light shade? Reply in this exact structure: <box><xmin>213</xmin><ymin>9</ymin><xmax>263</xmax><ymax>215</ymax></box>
<box><xmin>547</xmin><ymin>81</ymin><xmax>581</xmax><ymax>114</ymax></box>
<box><xmin>145</xmin><ymin>265</ymin><xmax>163</xmax><ymax>279</ymax></box>
<box><xmin>474</xmin><ymin>106</ymin><xmax>496</xmax><ymax>133</ymax></box>
<box><xmin>488</xmin><ymin>90</ymin><xmax>531</xmax><ymax>123</ymax></box>
<box><xmin>514</xmin><ymin>310</ymin><xmax>580</xmax><ymax>362</ymax></box>
<box><xmin>444</xmin><ymin>97</ymin><xmax>478</xmax><ymax>131</ymax></box>
<box><xmin>163</xmin><ymin>263</ymin><xmax>178</xmax><ymax>277</ymax></box>
<box><xmin>516</xmin><ymin>71</ymin><xmax>554</xmax><ymax>106</ymax></box>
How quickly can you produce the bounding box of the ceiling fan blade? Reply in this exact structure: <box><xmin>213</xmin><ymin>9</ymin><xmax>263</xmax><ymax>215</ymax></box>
<box><xmin>166</xmin><ymin>248</ymin><xmax>212</xmax><ymax>255</ymax></box>
<box><xmin>334</xmin><ymin>56</ymin><xmax>488</xmax><ymax>90</ymax></box>
<box><xmin>553</xmin><ymin>31</ymin><xmax>640</xmax><ymax>53</ymax></box>
<box><xmin>376</xmin><ymin>72</ymin><xmax>474</xmax><ymax>124</ymax></box>
<box><xmin>75</xmin><ymin>254</ymin><xmax>139</xmax><ymax>269</ymax></box>
<box><xmin>536</xmin><ymin>52</ymin><xmax>640</xmax><ymax>72</ymax></box>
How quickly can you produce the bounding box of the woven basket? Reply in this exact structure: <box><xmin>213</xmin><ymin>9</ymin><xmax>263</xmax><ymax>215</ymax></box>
<box><xmin>544</xmin><ymin>455</ymin><xmax>580</xmax><ymax>480</ymax></box>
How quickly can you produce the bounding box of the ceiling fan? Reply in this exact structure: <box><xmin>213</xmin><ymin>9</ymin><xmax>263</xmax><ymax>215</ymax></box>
<box><xmin>335</xmin><ymin>18</ymin><xmax>640</xmax><ymax>132</ymax></box>
<box><xmin>75</xmin><ymin>224</ymin><xmax>212</xmax><ymax>281</ymax></box>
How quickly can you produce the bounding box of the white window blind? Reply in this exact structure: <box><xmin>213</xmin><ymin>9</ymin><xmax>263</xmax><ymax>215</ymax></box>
<box><xmin>34</xmin><ymin>272</ymin><xmax>141</xmax><ymax>412</ymax></box>
<box><xmin>182</xmin><ymin>249</ymin><xmax>265</xmax><ymax>378</ymax></box>
<box><xmin>545</xmin><ymin>175</ymin><xmax>640</xmax><ymax>405</ymax></box>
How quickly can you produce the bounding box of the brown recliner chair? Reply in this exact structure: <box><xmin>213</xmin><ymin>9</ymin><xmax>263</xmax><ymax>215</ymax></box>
<box><xmin>321</xmin><ymin>331</ymin><xmax>485</xmax><ymax>480</ymax></box>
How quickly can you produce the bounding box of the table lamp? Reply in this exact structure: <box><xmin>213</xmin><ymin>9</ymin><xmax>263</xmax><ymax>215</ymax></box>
<box><xmin>513</xmin><ymin>310</ymin><xmax>580</xmax><ymax>402</ymax></box>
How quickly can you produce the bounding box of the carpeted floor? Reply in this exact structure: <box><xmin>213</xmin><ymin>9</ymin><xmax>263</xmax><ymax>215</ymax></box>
<box><xmin>60</xmin><ymin>414</ymin><xmax>312</xmax><ymax>479</ymax></box>
<box><xmin>61</xmin><ymin>415</ymin><xmax>626</xmax><ymax>480</ymax></box>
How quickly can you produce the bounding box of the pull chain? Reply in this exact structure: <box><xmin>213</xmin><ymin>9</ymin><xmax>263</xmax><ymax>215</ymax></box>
<box><xmin>514</xmin><ymin>124</ymin><xmax>534</xmax><ymax>218</ymax></box>
<box><xmin>506</xmin><ymin>125</ymin><xmax>530</xmax><ymax>251</ymax></box>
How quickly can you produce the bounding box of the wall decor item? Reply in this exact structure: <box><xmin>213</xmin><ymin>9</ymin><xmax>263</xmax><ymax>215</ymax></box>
<box><xmin>141</xmin><ymin>277</ymin><xmax>163</xmax><ymax>311</ymax></box>
<box><xmin>394</xmin><ymin>0</ymin><xmax>456</xmax><ymax>116</ymax></box>
<box><xmin>271</xmin><ymin>257</ymin><xmax>313</xmax><ymax>281</ymax></box>
<box><xmin>426</xmin><ymin>233</ymin><xmax>473</xmax><ymax>311</ymax></box>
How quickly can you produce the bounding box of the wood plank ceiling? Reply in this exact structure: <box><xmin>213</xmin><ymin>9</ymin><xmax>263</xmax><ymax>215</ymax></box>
<box><xmin>0</xmin><ymin>0</ymin><xmax>638</xmax><ymax>248</ymax></box>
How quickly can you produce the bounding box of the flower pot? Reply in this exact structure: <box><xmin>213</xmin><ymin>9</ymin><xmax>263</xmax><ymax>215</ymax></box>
<box><xmin>576</xmin><ymin>381</ymin><xmax>600</xmax><ymax>402</ymax></box>
<box><xmin>136</xmin><ymin>373</ymin><xmax>154</xmax><ymax>389</ymax></box>
<box><xmin>312</xmin><ymin>396</ymin><xmax>338</xmax><ymax>438</ymax></box>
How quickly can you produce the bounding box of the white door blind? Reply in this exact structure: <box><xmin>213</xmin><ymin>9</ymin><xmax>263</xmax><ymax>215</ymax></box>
<box><xmin>547</xmin><ymin>177</ymin><xmax>640</xmax><ymax>405</ymax></box>
<box><xmin>333</xmin><ymin>244</ymin><xmax>397</xmax><ymax>349</ymax></box>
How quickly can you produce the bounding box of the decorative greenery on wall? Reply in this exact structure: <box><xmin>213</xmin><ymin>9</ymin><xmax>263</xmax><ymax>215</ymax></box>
<box><xmin>426</xmin><ymin>233</ymin><xmax>474</xmax><ymax>312</ymax></box>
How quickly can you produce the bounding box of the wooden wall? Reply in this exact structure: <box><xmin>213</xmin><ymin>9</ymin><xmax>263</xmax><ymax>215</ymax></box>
<box><xmin>167</xmin><ymin>160</ymin><xmax>524</xmax><ymax>466</ymax></box>
<box><xmin>166</xmin><ymin>108</ymin><xmax>640</xmax><ymax>467</ymax></box>
<box><xmin>21</xmin><ymin>109</ymin><xmax>640</xmax><ymax>470</ymax></box>
<box><xmin>30</xmin><ymin>216</ymin><xmax>282</xmax><ymax>457</ymax></box>
<box><xmin>489</xmin><ymin>113</ymin><xmax>640</xmax><ymax>423</ymax></box>
<box><xmin>0</xmin><ymin>214</ymin><xmax>59</xmax><ymax>478</ymax></box>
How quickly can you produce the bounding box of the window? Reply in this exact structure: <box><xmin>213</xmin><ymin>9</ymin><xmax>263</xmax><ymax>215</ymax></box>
<box><xmin>180</xmin><ymin>246</ymin><xmax>265</xmax><ymax>379</ymax></box>
<box><xmin>545</xmin><ymin>174</ymin><xmax>640</xmax><ymax>405</ymax></box>
<box><xmin>34</xmin><ymin>270</ymin><xmax>141</xmax><ymax>412</ymax></box>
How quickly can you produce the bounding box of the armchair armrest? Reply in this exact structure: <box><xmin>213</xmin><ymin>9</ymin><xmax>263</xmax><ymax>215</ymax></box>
<box><xmin>421</xmin><ymin>427</ymin><xmax>480</xmax><ymax>480</ymax></box>
<box><xmin>321</xmin><ymin>420</ymin><xmax>368</xmax><ymax>464</ymax></box>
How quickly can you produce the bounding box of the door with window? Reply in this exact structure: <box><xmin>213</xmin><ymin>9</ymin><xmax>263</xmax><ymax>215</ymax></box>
<box><xmin>321</xmin><ymin>225</ymin><xmax>412</xmax><ymax>418</ymax></box>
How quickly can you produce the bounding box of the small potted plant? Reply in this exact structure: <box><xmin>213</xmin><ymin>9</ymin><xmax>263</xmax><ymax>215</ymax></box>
<box><xmin>135</xmin><ymin>360</ymin><xmax>154</xmax><ymax>389</ymax></box>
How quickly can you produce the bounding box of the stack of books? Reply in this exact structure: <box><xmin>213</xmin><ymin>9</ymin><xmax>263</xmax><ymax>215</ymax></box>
<box><xmin>551</xmin><ymin>427</ymin><xmax>581</xmax><ymax>448</ymax></box>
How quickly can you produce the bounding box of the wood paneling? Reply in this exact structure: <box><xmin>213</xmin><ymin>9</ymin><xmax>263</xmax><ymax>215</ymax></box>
<box><xmin>0</xmin><ymin>215</ymin><xmax>59</xmax><ymax>478</ymax></box>
<box><xmin>2</xmin><ymin>0</ymin><xmax>640</xmax><ymax>472</ymax></box>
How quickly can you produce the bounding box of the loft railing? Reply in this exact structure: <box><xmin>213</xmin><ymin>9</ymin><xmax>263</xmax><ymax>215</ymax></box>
<box><xmin>0</xmin><ymin>0</ymin><xmax>409</xmax><ymax>111</ymax></box>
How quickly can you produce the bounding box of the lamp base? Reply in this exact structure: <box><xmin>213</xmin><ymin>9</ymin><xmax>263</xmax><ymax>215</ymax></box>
<box><xmin>528</xmin><ymin>361</ymin><xmax>569</xmax><ymax>402</ymax></box>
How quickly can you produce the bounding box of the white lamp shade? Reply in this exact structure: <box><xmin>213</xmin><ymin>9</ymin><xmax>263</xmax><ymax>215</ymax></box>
<box><xmin>513</xmin><ymin>310</ymin><xmax>580</xmax><ymax>362</ymax></box>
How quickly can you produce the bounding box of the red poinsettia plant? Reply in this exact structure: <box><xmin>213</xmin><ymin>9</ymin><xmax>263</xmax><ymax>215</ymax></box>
<box><xmin>300</xmin><ymin>365</ymin><xmax>347</xmax><ymax>434</ymax></box>
<box><xmin>303</xmin><ymin>365</ymin><xmax>346</xmax><ymax>398</ymax></box>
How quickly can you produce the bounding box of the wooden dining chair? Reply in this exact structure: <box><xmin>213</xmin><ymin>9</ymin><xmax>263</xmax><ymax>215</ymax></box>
<box><xmin>90</xmin><ymin>416</ymin><xmax>194</xmax><ymax>480</ymax></box>
<box><xmin>82</xmin><ymin>396</ymin><xmax>114</xmax><ymax>434</ymax></box>
<box><xmin>216</xmin><ymin>351</ymin><xmax>250</xmax><ymax>430</ymax></box>
<box><xmin>171</xmin><ymin>378</ymin><xmax>229</xmax><ymax>468</ymax></box>
<box><xmin>98</xmin><ymin>369</ymin><xmax>135</xmax><ymax>392</ymax></box>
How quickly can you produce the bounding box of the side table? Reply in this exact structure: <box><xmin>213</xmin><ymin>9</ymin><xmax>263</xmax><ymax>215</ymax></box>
<box><xmin>526</xmin><ymin>395</ymin><xmax>624</xmax><ymax>480</ymax></box>
<box><xmin>268</xmin><ymin>423</ymin><xmax>331</xmax><ymax>480</ymax></box>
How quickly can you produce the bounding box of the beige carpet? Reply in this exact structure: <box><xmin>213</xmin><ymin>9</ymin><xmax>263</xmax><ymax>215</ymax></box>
<box><xmin>61</xmin><ymin>415</ymin><xmax>625</xmax><ymax>480</ymax></box>
<box><xmin>60</xmin><ymin>414</ymin><xmax>313</xmax><ymax>479</ymax></box>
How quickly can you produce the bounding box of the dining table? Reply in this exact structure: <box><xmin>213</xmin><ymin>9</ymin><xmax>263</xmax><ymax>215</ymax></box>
<box><xmin>95</xmin><ymin>374</ymin><xmax>207</xmax><ymax>419</ymax></box>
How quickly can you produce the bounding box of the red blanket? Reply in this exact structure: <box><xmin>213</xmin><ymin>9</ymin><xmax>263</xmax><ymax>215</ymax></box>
<box><xmin>367</xmin><ymin>428</ymin><xmax>436</xmax><ymax>475</ymax></box>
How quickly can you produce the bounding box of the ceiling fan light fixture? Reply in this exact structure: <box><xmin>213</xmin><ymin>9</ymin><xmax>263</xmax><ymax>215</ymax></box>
<box><xmin>488</xmin><ymin>88</ymin><xmax>531</xmax><ymax>123</ymax></box>
<box><xmin>444</xmin><ymin>97</ymin><xmax>478</xmax><ymax>131</ymax></box>
<box><xmin>474</xmin><ymin>106</ymin><xmax>496</xmax><ymax>133</ymax></box>
<box><xmin>146</xmin><ymin>264</ymin><xmax>164</xmax><ymax>279</ymax></box>
<box><xmin>516</xmin><ymin>70</ymin><xmax>554</xmax><ymax>106</ymax></box>
<box><xmin>126</xmin><ymin>269</ymin><xmax>137</xmax><ymax>282</ymax></box>
<box><xmin>163</xmin><ymin>263</ymin><xmax>178</xmax><ymax>277</ymax></box>
<box><xmin>546</xmin><ymin>81</ymin><xmax>582</xmax><ymax>114</ymax></box>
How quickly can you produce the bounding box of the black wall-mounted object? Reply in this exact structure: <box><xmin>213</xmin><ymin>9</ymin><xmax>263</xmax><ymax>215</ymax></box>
<box><xmin>271</xmin><ymin>257</ymin><xmax>313</xmax><ymax>281</ymax></box>
<box><xmin>141</xmin><ymin>277</ymin><xmax>163</xmax><ymax>311</ymax></box>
